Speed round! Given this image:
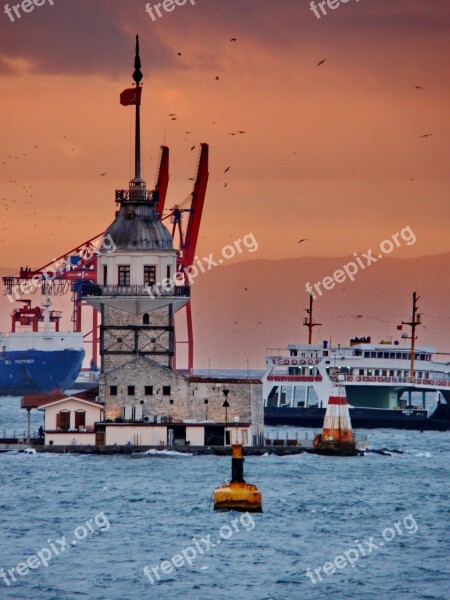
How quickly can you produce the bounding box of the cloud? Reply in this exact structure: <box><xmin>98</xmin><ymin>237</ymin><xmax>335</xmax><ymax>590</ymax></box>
<box><xmin>0</xmin><ymin>1</ymin><xmax>448</xmax><ymax>78</ymax></box>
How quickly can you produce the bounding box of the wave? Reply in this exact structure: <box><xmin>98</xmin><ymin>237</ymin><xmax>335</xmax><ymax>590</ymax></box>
<box><xmin>141</xmin><ymin>449</ymin><xmax>193</xmax><ymax>457</ymax></box>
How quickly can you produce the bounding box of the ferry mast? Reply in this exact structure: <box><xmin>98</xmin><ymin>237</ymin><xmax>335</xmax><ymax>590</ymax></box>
<box><xmin>399</xmin><ymin>292</ymin><xmax>422</xmax><ymax>379</ymax></box>
<box><xmin>303</xmin><ymin>293</ymin><xmax>322</xmax><ymax>344</ymax></box>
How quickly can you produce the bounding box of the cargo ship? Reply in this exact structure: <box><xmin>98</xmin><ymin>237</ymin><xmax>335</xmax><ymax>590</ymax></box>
<box><xmin>263</xmin><ymin>294</ymin><xmax>450</xmax><ymax>430</ymax></box>
<box><xmin>0</xmin><ymin>299</ymin><xmax>85</xmax><ymax>396</ymax></box>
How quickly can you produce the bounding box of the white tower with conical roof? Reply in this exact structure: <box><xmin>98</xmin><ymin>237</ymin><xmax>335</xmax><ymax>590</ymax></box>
<box><xmin>83</xmin><ymin>37</ymin><xmax>190</xmax><ymax>418</ymax></box>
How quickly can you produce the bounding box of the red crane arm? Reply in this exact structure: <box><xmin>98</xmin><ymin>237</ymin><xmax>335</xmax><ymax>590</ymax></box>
<box><xmin>155</xmin><ymin>145</ymin><xmax>169</xmax><ymax>218</ymax></box>
<box><xmin>181</xmin><ymin>143</ymin><xmax>209</xmax><ymax>268</ymax></box>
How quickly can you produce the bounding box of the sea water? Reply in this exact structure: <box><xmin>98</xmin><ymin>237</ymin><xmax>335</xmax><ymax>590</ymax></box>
<box><xmin>0</xmin><ymin>398</ymin><xmax>448</xmax><ymax>600</ymax></box>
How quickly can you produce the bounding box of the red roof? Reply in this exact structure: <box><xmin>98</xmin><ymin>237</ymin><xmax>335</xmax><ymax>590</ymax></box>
<box><xmin>188</xmin><ymin>377</ymin><xmax>261</xmax><ymax>384</ymax></box>
<box><xmin>21</xmin><ymin>387</ymin><xmax>100</xmax><ymax>409</ymax></box>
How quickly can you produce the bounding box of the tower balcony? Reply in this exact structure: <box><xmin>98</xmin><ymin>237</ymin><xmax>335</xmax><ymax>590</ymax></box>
<box><xmin>115</xmin><ymin>189</ymin><xmax>157</xmax><ymax>204</ymax></box>
<box><xmin>81</xmin><ymin>282</ymin><xmax>190</xmax><ymax>315</ymax></box>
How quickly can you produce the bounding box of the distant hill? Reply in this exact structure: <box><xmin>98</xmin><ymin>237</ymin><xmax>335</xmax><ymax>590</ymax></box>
<box><xmin>189</xmin><ymin>253</ymin><xmax>450</xmax><ymax>368</ymax></box>
<box><xmin>1</xmin><ymin>254</ymin><xmax>449</xmax><ymax>369</ymax></box>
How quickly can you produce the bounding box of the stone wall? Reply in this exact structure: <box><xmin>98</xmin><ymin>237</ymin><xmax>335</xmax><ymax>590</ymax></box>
<box><xmin>101</xmin><ymin>304</ymin><xmax>173</xmax><ymax>372</ymax></box>
<box><xmin>100</xmin><ymin>357</ymin><xmax>264</xmax><ymax>444</ymax></box>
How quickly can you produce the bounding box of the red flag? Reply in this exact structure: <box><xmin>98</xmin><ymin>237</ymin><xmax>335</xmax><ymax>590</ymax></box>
<box><xmin>397</xmin><ymin>325</ymin><xmax>403</xmax><ymax>330</ymax></box>
<box><xmin>120</xmin><ymin>87</ymin><xmax>142</xmax><ymax>106</ymax></box>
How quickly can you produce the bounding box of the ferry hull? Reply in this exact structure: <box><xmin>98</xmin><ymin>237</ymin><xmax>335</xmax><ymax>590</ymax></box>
<box><xmin>264</xmin><ymin>405</ymin><xmax>450</xmax><ymax>431</ymax></box>
<box><xmin>0</xmin><ymin>349</ymin><xmax>85</xmax><ymax>396</ymax></box>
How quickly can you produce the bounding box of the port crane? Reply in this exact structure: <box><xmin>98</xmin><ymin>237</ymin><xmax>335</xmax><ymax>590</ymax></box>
<box><xmin>2</xmin><ymin>144</ymin><xmax>209</xmax><ymax>372</ymax></box>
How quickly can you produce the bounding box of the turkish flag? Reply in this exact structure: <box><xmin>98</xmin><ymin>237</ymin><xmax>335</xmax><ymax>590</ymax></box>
<box><xmin>120</xmin><ymin>87</ymin><xmax>142</xmax><ymax>106</ymax></box>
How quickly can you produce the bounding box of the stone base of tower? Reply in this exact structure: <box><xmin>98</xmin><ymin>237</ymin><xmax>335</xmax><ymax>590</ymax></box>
<box><xmin>101</xmin><ymin>304</ymin><xmax>174</xmax><ymax>371</ymax></box>
<box><xmin>99</xmin><ymin>355</ymin><xmax>264</xmax><ymax>446</ymax></box>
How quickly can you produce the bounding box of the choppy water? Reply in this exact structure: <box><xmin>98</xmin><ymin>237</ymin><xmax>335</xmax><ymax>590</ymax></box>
<box><xmin>0</xmin><ymin>398</ymin><xmax>449</xmax><ymax>599</ymax></box>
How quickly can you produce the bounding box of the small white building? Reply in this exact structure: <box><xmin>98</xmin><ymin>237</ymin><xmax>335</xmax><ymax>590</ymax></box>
<box><xmin>39</xmin><ymin>396</ymin><xmax>104</xmax><ymax>446</ymax></box>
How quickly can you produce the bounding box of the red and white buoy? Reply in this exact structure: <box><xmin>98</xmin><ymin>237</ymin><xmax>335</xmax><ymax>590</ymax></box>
<box><xmin>314</xmin><ymin>383</ymin><xmax>357</xmax><ymax>455</ymax></box>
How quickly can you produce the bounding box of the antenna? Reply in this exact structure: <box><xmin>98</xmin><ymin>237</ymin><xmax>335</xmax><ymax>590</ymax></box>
<box><xmin>303</xmin><ymin>293</ymin><xmax>322</xmax><ymax>344</ymax></box>
<box><xmin>398</xmin><ymin>291</ymin><xmax>422</xmax><ymax>379</ymax></box>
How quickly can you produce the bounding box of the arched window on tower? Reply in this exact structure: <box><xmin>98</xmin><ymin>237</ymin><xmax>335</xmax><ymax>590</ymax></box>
<box><xmin>143</xmin><ymin>314</ymin><xmax>150</xmax><ymax>325</ymax></box>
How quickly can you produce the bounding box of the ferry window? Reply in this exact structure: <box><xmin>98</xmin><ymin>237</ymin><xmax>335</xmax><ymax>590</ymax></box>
<box><xmin>144</xmin><ymin>265</ymin><xmax>156</xmax><ymax>285</ymax></box>
<box><xmin>163</xmin><ymin>386</ymin><xmax>171</xmax><ymax>396</ymax></box>
<box><xmin>145</xmin><ymin>386</ymin><xmax>153</xmax><ymax>395</ymax></box>
<box><xmin>290</xmin><ymin>351</ymin><xmax>298</xmax><ymax>357</ymax></box>
<box><xmin>383</xmin><ymin>353</ymin><xmax>389</xmax><ymax>359</ymax></box>
<box><xmin>110</xmin><ymin>386</ymin><xmax>118</xmax><ymax>396</ymax></box>
<box><xmin>118</xmin><ymin>265</ymin><xmax>130</xmax><ymax>286</ymax></box>
<box><xmin>353</xmin><ymin>350</ymin><xmax>361</xmax><ymax>356</ymax></box>
<box><xmin>425</xmin><ymin>372</ymin><xmax>429</xmax><ymax>378</ymax></box>
<box><xmin>370</xmin><ymin>352</ymin><xmax>376</xmax><ymax>358</ymax></box>
<box><xmin>143</xmin><ymin>313</ymin><xmax>150</xmax><ymax>325</ymax></box>
<box><xmin>382</xmin><ymin>370</ymin><xmax>387</xmax><ymax>376</ymax></box>
<box><xmin>359</xmin><ymin>369</ymin><xmax>364</xmax><ymax>375</ymax></box>
<box><xmin>364</xmin><ymin>352</ymin><xmax>370</xmax><ymax>358</ymax></box>
<box><xmin>57</xmin><ymin>411</ymin><xmax>70</xmax><ymax>431</ymax></box>
<box><xmin>375</xmin><ymin>370</ymin><xmax>380</xmax><ymax>376</ymax></box>
<box><xmin>75</xmin><ymin>411</ymin><xmax>86</xmax><ymax>429</ymax></box>
<box><xmin>377</xmin><ymin>352</ymin><xmax>383</xmax><ymax>358</ymax></box>
<box><xmin>420</xmin><ymin>354</ymin><xmax>425</xmax><ymax>361</ymax></box>
<box><xmin>389</xmin><ymin>353</ymin><xmax>395</xmax><ymax>359</ymax></box>
<box><xmin>403</xmin><ymin>354</ymin><xmax>408</xmax><ymax>360</ymax></box>
<box><xmin>323</xmin><ymin>351</ymin><xmax>329</xmax><ymax>357</ymax></box>
<box><xmin>390</xmin><ymin>370</ymin><xmax>395</xmax><ymax>376</ymax></box>
<box><xmin>397</xmin><ymin>371</ymin><xmax>402</xmax><ymax>376</ymax></box>
<box><xmin>128</xmin><ymin>385</ymin><xmax>135</xmax><ymax>396</ymax></box>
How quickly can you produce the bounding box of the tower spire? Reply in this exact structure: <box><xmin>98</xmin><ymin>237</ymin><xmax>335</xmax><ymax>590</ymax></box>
<box><xmin>131</xmin><ymin>34</ymin><xmax>143</xmax><ymax>187</ymax></box>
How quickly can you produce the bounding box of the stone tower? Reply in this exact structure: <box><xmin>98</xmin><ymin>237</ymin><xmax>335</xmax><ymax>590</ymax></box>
<box><xmin>82</xmin><ymin>36</ymin><xmax>189</xmax><ymax>418</ymax></box>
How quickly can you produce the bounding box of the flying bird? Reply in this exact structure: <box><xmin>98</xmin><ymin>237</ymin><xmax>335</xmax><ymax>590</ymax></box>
<box><xmin>244</xmin><ymin>287</ymin><xmax>248</xmax><ymax>292</ymax></box>
<box><xmin>215</xmin><ymin>76</ymin><xmax>220</xmax><ymax>80</ymax></box>
<box><xmin>224</xmin><ymin>166</ymin><xmax>230</xmax><ymax>173</ymax></box>
<box><xmin>230</xmin><ymin>38</ymin><xmax>237</xmax><ymax>42</ymax></box>
<box><xmin>317</xmin><ymin>59</ymin><xmax>326</xmax><ymax>67</ymax></box>
<box><xmin>98</xmin><ymin>173</ymin><xmax>107</xmax><ymax>177</ymax></box>
<box><xmin>414</xmin><ymin>85</ymin><xmax>423</xmax><ymax>90</ymax></box>
<box><xmin>420</xmin><ymin>133</ymin><xmax>432</xmax><ymax>138</ymax></box>
<box><xmin>191</xmin><ymin>145</ymin><xmax>196</xmax><ymax>151</ymax></box>
<box><xmin>298</xmin><ymin>238</ymin><xmax>307</xmax><ymax>244</ymax></box>
<box><xmin>177</xmin><ymin>52</ymin><xmax>182</xmax><ymax>56</ymax></box>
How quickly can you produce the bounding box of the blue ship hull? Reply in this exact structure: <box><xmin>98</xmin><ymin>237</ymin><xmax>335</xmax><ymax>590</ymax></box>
<box><xmin>0</xmin><ymin>349</ymin><xmax>85</xmax><ymax>396</ymax></box>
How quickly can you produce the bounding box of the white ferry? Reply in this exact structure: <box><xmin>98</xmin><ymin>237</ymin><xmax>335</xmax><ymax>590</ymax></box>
<box><xmin>263</xmin><ymin>295</ymin><xmax>450</xmax><ymax>430</ymax></box>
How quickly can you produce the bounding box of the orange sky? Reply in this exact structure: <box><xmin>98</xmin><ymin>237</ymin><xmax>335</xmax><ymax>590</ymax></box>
<box><xmin>0</xmin><ymin>1</ymin><xmax>449</xmax><ymax>366</ymax></box>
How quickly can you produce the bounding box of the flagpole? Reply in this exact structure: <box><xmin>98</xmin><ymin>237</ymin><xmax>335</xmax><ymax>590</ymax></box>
<box><xmin>133</xmin><ymin>34</ymin><xmax>143</xmax><ymax>182</ymax></box>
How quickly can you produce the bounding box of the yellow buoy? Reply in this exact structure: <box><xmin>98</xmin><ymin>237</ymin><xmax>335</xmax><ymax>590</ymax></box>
<box><xmin>213</xmin><ymin>444</ymin><xmax>262</xmax><ymax>512</ymax></box>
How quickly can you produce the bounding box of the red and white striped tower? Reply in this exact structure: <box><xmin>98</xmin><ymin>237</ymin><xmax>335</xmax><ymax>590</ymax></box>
<box><xmin>315</xmin><ymin>383</ymin><xmax>356</xmax><ymax>454</ymax></box>
<box><xmin>322</xmin><ymin>386</ymin><xmax>354</xmax><ymax>444</ymax></box>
